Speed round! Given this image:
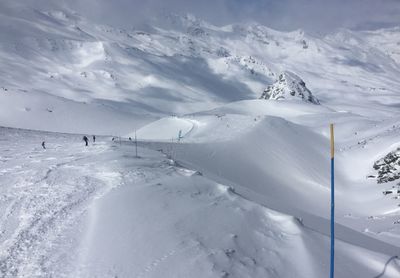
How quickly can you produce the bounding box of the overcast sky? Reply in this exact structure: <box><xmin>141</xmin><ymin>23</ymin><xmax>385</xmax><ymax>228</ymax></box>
<box><xmin>16</xmin><ymin>0</ymin><xmax>400</xmax><ymax>32</ymax></box>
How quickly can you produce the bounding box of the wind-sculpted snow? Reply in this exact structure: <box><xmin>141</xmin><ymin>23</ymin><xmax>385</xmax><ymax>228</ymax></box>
<box><xmin>132</xmin><ymin>102</ymin><xmax>400</xmax><ymax>252</ymax></box>
<box><xmin>1</xmin><ymin>127</ymin><xmax>399</xmax><ymax>277</ymax></box>
<box><xmin>1</xmin><ymin>2</ymin><xmax>400</xmax><ymax>277</ymax></box>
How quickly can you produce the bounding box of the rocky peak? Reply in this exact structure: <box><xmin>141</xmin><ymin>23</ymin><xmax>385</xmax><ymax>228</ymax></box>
<box><xmin>260</xmin><ymin>71</ymin><xmax>320</xmax><ymax>104</ymax></box>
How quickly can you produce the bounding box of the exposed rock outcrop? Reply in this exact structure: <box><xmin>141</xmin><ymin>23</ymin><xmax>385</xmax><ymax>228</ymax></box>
<box><xmin>373</xmin><ymin>148</ymin><xmax>400</xmax><ymax>183</ymax></box>
<box><xmin>260</xmin><ymin>71</ymin><xmax>320</xmax><ymax>104</ymax></box>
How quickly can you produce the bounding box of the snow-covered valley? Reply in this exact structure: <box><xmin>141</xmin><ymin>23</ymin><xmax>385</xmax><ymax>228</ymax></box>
<box><xmin>1</xmin><ymin>0</ymin><xmax>400</xmax><ymax>277</ymax></box>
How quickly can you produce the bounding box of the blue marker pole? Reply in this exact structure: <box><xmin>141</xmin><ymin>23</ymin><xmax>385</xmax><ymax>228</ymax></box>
<box><xmin>330</xmin><ymin>124</ymin><xmax>335</xmax><ymax>278</ymax></box>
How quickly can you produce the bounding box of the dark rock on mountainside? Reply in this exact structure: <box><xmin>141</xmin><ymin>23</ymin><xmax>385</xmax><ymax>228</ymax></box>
<box><xmin>373</xmin><ymin>148</ymin><xmax>400</xmax><ymax>183</ymax></box>
<box><xmin>260</xmin><ymin>71</ymin><xmax>320</xmax><ymax>104</ymax></box>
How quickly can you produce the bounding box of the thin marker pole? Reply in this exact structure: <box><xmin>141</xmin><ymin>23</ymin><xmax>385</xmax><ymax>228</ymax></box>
<box><xmin>330</xmin><ymin>123</ymin><xmax>335</xmax><ymax>278</ymax></box>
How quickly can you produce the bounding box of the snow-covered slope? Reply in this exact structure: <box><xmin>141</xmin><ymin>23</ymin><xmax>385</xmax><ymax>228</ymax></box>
<box><xmin>1</xmin><ymin>2</ymin><xmax>400</xmax><ymax>134</ymax></box>
<box><xmin>2</xmin><ymin>1</ymin><xmax>400</xmax><ymax>277</ymax></box>
<box><xmin>1</xmin><ymin>127</ymin><xmax>400</xmax><ymax>278</ymax></box>
<box><xmin>133</xmin><ymin>94</ymin><xmax>400</xmax><ymax>249</ymax></box>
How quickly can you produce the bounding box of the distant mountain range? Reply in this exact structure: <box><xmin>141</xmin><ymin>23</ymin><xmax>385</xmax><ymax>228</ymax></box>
<box><xmin>0</xmin><ymin>2</ymin><xmax>399</xmax><ymax>134</ymax></box>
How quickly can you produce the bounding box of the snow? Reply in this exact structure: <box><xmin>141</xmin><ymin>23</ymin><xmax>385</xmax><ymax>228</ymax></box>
<box><xmin>1</xmin><ymin>2</ymin><xmax>399</xmax><ymax>134</ymax></box>
<box><xmin>132</xmin><ymin>109</ymin><xmax>400</xmax><ymax>254</ymax></box>
<box><xmin>132</xmin><ymin>116</ymin><xmax>196</xmax><ymax>141</ymax></box>
<box><xmin>1</xmin><ymin>1</ymin><xmax>400</xmax><ymax>277</ymax></box>
<box><xmin>0</xmin><ymin>89</ymin><xmax>153</xmax><ymax>135</ymax></box>
<box><xmin>1</xmin><ymin>127</ymin><xmax>399</xmax><ymax>278</ymax></box>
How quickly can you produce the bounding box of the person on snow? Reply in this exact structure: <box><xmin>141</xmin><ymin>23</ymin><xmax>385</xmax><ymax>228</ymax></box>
<box><xmin>93</xmin><ymin>135</ymin><xmax>96</xmax><ymax>143</ymax></box>
<box><xmin>41</xmin><ymin>141</ymin><xmax>46</xmax><ymax>149</ymax></box>
<box><xmin>83</xmin><ymin>136</ymin><xmax>89</xmax><ymax>146</ymax></box>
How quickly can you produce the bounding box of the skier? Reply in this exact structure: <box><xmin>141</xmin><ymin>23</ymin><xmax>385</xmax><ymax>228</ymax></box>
<box><xmin>129</xmin><ymin>137</ymin><xmax>132</xmax><ymax>141</ymax></box>
<box><xmin>83</xmin><ymin>136</ymin><xmax>89</xmax><ymax>146</ymax></box>
<box><xmin>41</xmin><ymin>141</ymin><xmax>46</xmax><ymax>149</ymax></box>
<box><xmin>93</xmin><ymin>135</ymin><xmax>96</xmax><ymax>143</ymax></box>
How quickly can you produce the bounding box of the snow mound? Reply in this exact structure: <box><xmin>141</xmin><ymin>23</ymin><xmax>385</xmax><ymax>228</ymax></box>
<box><xmin>260</xmin><ymin>71</ymin><xmax>320</xmax><ymax>104</ymax></box>
<box><xmin>205</xmin><ymin>99</ymin><xmax>332</xmax><ymax>119</ymax></box>
<box><xmin>132</xmin><ymin>116</ymin><xmax>195</xmax><ymax>141</ymax></box>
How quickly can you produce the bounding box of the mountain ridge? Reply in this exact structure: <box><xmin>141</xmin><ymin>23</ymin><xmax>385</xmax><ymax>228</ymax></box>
<box><xmin>0</xmin><ymin>3</ymin><xmax>399</xmax><ymax>133</ymax></box>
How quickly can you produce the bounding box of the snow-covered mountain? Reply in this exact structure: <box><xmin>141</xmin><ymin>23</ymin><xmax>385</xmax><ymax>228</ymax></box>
<box><xmin>0</xmin><ymin>2</ymin><xmax>399</xmax><ymax>134</ymax></box>
<box><xmin>1</xmin><ymin>1</ymin><xmax>400</xmax><ymax>277</ymax></box>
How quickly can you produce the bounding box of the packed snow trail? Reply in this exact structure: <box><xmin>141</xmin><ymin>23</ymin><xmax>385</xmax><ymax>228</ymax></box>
<box><xmin>0</xmin><ymin>128</ymin><xmax>121</xmax><ymax>277</ymax></box>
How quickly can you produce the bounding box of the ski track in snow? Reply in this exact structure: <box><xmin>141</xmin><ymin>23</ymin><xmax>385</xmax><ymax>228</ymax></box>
<box><xmin>0</xmin><ymin>130</ymin><xmax>119</xmax><ymax>277</ymax></box>
<box><xmin>1</xmin><ymin>128</ymin><xmax>400</xmax><ymax>277</ymax></box>
<box><xmin>0</xmin><ymin>128</ymin><xmax>211</xmax><ymax>278</ymax></box>
<box><xmin>134</xmin><ymin>242</ymin><xmax>190</xmax><ymax>278</ymax></box>
<box><xmin>0</xmin><ymin>3</ymin><xmax>400</xmax><ymax>277</ymax></box>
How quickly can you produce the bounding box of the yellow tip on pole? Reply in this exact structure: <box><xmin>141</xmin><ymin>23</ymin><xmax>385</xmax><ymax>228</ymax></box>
<box><xmin>330</xmin><ymin>124</ymin><xmax>334</xmax><ymax>159</ymax></box>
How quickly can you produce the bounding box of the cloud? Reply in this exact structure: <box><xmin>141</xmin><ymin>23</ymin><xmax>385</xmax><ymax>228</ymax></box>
<box><xmin>221</xmin><ymin>0</ymin><xmax>400</xmax><ymax>31</ymax></box>
<box><xmin>67</xmin><ymin>0</ymin><xmax>233</xmax><ymax>27</ymax></box>
<box><xmin>10</xmin><ymin>0</ymin><xmax>400</xmax><ymax>32</ymax></box>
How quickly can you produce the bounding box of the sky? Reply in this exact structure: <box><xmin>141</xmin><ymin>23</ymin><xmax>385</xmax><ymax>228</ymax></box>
<box><xmin>7</xmin><ymin>0</ymin><xmax>400</xmax><ymax>32</ymax></box>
